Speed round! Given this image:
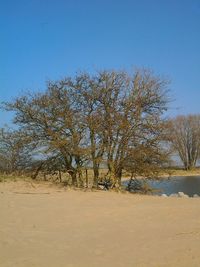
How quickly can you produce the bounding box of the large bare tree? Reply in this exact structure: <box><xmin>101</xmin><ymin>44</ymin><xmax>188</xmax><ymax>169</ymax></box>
<box><xmin>4</xmin><ymin>69</ymin><xmax>170</xmax><ymax>187</ymax></box>
<box><xmin>81</xmin><ymin>70</ymin><xmax>169</xmax><ymax>187</ymax></box>
<box><xmin>65</xmin><ymin>69</ymin><xmax>170</xmax><ymax>187</ymax></box>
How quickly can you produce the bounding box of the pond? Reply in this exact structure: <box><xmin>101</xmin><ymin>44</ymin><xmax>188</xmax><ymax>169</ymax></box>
<box><xmin>123</xmin><ymin>176</ymin><xmax>200</xmax><ymax>197</ymax></box>
<box><xmin>147</xmin><ymin>176</ymin><xmax>200</xmax><ymax>197</ymax></box>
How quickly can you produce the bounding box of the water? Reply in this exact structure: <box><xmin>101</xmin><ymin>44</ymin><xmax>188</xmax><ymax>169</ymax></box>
<box><xmin>148</xmin><ymin>176</ymin><xmax>200</xmax><ymax>197</ymax></box>
<box><xmin>123</xmin><ymin>176</ymin><xmax>200</xmax><ymax>197</ymax></box>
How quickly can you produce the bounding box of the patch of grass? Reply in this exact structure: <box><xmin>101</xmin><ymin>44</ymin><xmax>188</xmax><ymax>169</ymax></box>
<box><xmin>0</xmin><ymin>173</ymin><xmax>31</xmax><ymax>182</ymax></box>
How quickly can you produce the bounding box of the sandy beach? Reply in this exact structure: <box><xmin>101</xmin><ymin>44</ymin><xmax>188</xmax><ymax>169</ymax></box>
<box><xmin>0</xmin><ymin>180</ymin><xmax>200</xmax><ymax>267</ymax></box>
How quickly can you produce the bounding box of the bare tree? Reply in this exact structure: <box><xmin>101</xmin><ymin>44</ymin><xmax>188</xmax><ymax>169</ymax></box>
<box><xmin>169</xmin><ymin>115</ymin><xmax>200</xmax><ymax>170</ymax></box>
<box><xmin>3</xmin><ymin>69</ymin><xmax>170</xmax><ymax>188</ymax></box>
<box><xmin>4</xmin><ymin>85</ymin><xmax>88</xmax><ymax>185</ymax></box>
<box><xmin>92</xmin><ymin>69</ymin><xmax>169</xmax><ymax>187</ymax></box>
<box><xmin>0</xmin><ymin>128</ymin><xmax>32</xmax><ymax>174</ymax></box>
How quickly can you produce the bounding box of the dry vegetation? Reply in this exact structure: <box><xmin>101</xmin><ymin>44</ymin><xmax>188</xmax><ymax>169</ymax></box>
<box><xmin>1</xmin><ymin>69</ymin><xmax>200</xmax><ymax>193</ymax></box>
<box><xmin>0</xmin><ymin>69</ymin><xmax>171</xmax><ymax>190</ymax></box>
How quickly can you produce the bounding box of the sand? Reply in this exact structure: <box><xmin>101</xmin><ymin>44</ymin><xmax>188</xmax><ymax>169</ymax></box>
<box><xmin>0</xmin><ymin>180</ymin><xmax>200</xmax><ymax>267</ymax></box>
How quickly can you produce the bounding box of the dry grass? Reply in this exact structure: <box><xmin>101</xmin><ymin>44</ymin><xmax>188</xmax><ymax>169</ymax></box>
<box><xmin>1</xmin><ymin>167</ymin><xmax>200</xmax><ymax>185</ymax></box>
<box><xmin>160</xmin><ymin>167</ymin><xmax>200</xmax><ymax>177</ymax></box>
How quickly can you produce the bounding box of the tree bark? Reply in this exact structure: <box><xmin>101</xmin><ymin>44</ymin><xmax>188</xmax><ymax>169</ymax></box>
<box><xmin>68</xmin><ymin>170</ymin><xmax>77</xmax><ymax>186</ymax></box>
<box><xmin>93</xmin><ymin>162</ymin><xmax>99</xmax><ymax>188</ymax></box>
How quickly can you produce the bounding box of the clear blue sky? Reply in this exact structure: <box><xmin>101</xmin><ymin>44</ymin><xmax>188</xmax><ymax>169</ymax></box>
<box><xmin>0</xmin><ymin>0</ymin><xmax>200</xmax><ymax>125</ymax></box>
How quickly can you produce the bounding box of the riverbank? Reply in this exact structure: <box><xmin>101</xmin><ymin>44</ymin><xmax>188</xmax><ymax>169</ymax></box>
<box><xmin>159</xmin><ymin>167</ymin><xmax>200</xmax><ymax>178</ymax></box>
<box><xmin>115</xmin><ymin>167</ymin><xmax>200</xmax><ymax>180</ymax></box>
<box><xmin>0</xmin><ymin>180</ymin><xmax>200</xmax><ymax>267</ymax></box>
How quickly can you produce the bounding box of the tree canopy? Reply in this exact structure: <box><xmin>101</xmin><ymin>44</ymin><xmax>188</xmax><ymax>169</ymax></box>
<box><xmin>2</xmin><ymin>69</ymin><xmax>170</xmax><ymax>187</ymax></box>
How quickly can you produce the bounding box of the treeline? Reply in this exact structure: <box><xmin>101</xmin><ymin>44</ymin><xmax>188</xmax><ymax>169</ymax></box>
<box><xmin>0</xmin><ymin>69</ymin><xmax>198</xmax><ymax>188</ymax></box>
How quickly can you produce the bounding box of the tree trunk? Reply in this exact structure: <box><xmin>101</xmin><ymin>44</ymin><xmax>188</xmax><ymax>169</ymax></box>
<box><xmin>85</xmin><ymin>168</ymin><xmax>88</xmax><ymax>188</ymax></box>
<box><xmin>114</xmin><ymin>168</ymin><xmax>122</xmax><ymax>188</ymax></box>
<box><xmin>77</xmin><ymin>169</ymin><xmax>84</xmax><ymax>187</ymax></box>
<box><xmin>68</xmin><ymin>170</ymin><xmax>77</xmax><ymax>186</ymax></box>
<box><xmin>31</xmin><ymin>162</ymin><xmax>43</xmax><ymax>180</ymax></box>
<box><xmin>93</xmin><ymin>162</ymin><xmax>99</xmax><ymax>188</ymax></box>
<box><xmin>58</xmin><ymin>170</ymin><xmax>62</xmax><ymax>183</ymax></box>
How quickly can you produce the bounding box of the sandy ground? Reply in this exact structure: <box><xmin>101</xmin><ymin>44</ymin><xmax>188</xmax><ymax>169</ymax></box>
<box><xmin>0</xmin><ymin>181</ymin><xmax>200</xmax><ymax>267</ymax></box>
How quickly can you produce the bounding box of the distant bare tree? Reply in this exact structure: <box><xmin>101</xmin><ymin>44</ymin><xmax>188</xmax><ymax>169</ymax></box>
<box><xmin>0</xmin><ymin>128</ymin><xmax>32</xmax><ymax>173</ymax></box>
<box><xmin>169</xmin><ymin>115</ymin><xmax>200</xmax><ymax>170</ymax></box>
